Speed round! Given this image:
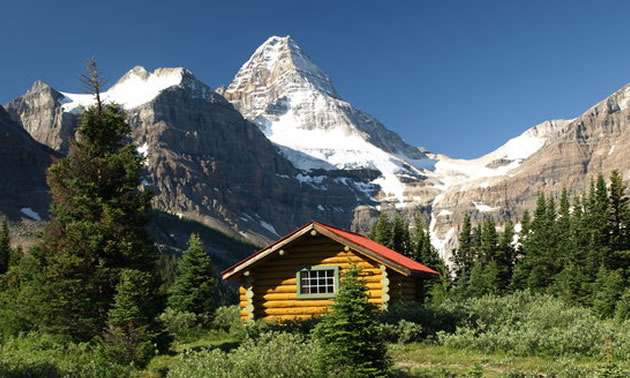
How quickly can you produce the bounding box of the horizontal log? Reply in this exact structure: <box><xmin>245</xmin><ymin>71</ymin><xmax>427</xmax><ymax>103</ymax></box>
<box><xmin>254</xmin><ymin>282</ymin><xmax>381</xmax><ymax>294</ymax></box>
<box><xmin>240</xmin><ymin>310</ymin><xmax>249</xmax><ymax>317</ymax></box>
<box><xmin>239</xmin><ymin>286</ymin><xmax>246</xmax><ymax>294</ymax></box>
<box><xmin>256</xmin><ymin>262</ymin><xmax>377</xmax><ymax>274</ymax></box>
<box><xmin>258</xmin><ymin>299</ymin><xmax>334</xmax><ymax>308</ymax></box>
<box><xmin>272</xmin><ymin>255</ymin><xmax>365</xmax><ymax>264</ymax></box>
<box><xmin>262</xmin><ymin>315</ymin><xmax>319</xmax><ymax>322</ymax></box>
<box><xmin>258</xmin><ymin>307</ymin><xmax>332</xmax><ymax>316</ymax></box>
<box><xmin>239</xmin><ymin>295</ymin><xmax>247</xmax><ymax>302</ymax></box>
<box><xmin>254</xmin><ymin>285</ymin><xmax>297</xmax><ymax>294</ymax></box>
<box><xmin>255</xmin><ymin>277</ymin><xmax>296</xmax><ymax>286</ymax></box>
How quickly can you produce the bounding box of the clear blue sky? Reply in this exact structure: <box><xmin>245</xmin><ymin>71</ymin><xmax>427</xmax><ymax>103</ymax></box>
<box><xmin>2</xmin><ymin>0</ymin><xmax>630</xmax><ymax>158</ymax></box>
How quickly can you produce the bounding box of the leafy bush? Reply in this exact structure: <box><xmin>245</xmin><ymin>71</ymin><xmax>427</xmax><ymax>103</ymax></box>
<box><xmin>210</xmin><ymin>305</ymin><xmax>241</xmax><ymax>332</ymax></box>
<box><xmin>436</xmin><ymin>291</ymin><xmax>624</xmax><ymax>358</ymax></box>
<box><xmin>382</xmin><ymin>301</ymin><xmax>460</xmax><ymax>338</ymax></box>
<box><xmin>167</xmin><ymin>331</ymin><xmax>319</xmax><ymax>378</ymax></box>
<box><xmin>381</xmin><ymin>320</ymin><xmax>423</xmax><ymax>344</ymax></box>
<box><xmin>160</xmin><ymin>307</ymin><xmax>205</xmax><ymax>340</ymax></box>
<box><xmin>0</xmin><ymin>332</ymin><xmax>131</xmax><ymax>377</ymax></box>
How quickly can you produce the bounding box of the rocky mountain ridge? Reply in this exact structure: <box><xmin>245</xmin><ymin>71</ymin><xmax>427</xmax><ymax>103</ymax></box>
<box><xmin>3</xmin><ymin>36</ymin><xmax>630</xmax><ymax>264</ymax></box>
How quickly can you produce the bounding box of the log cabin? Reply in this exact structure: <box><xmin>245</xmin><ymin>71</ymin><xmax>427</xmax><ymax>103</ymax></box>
<box><xmin>221</xmin><ymin>221</ymin><xmax>440</xmax><ymax>322</ymax></box>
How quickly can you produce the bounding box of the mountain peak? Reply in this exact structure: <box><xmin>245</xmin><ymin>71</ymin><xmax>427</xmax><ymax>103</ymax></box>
<box><xmin>59</xmin><ymin>66</ymin><xmax>210</xmax><ymax>112</ymax></box>
<box><xmin>226</xmin><ymin>35</ymin><xmax>339</xmax><ymax>99</ymax></box>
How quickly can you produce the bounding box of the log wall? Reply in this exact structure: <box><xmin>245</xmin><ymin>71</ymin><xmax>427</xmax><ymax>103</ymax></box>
<box><xmin>238</xmin><ymin>233</ymin><xmax>386</xmax><ymax>322</ymax></box>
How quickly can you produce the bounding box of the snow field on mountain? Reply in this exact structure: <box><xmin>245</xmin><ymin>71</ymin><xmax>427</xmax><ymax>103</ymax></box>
<box><xmin>60</xmin><ymin>67</ymin><xmax>187</xmax><ymax>112</ymax></box>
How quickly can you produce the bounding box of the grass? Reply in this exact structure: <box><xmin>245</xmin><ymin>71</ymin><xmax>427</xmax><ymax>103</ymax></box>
<box><xmin>140</xmin><ymin>333</ymin><xmax>628</xmax><ymax>377</ymax></box>
<box><xmin>390</xmin><ymin>343</ymin><xmax>630</xmax><ymax>377</ymax></box>
<box><xmin>142</xmin><ymin>330</ymin><xmax>240</xmax><ymax>377</ymax></box>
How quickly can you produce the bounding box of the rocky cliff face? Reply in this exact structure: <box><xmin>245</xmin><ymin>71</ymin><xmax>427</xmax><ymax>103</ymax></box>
<box><xmin>5</xmin><ymin>81</ymin><xmax>78</xmax><ymax>153</ymax></box>
<box><xmin>0</xmin><ymin>104</ymin><xmax>56</xmax><ymax>221</ymax></box>
<box><xmin>220</xmin><ymin>36</ymin><xmax>434</xmax><ymax>208</ymax></box>
<box><xmin>6</xmin><ymin>67</ymin><xmax>373</xmax><ymax>246</ymax></box>
<box><xmin>427</xmin><ymin>83</ymin><xmax>630</xmax><ymax>261</ymax></box>
<box><xmin>4</xmin><ymin>37</ymin><xmax>630</xmax><ymax>263</ymax></box>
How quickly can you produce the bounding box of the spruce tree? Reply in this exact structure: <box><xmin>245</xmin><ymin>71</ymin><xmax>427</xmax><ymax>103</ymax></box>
<box><xmin>497</xmin><ymin>218</ymin><xmax>515</xmax><ymax>290</ymax></box>
<box><xmin>104</xmin><ymin>269</ymin><xmax>169</xmax><ymax>366</ymax></box>
<box><xmin>608</xmin><ymin>170</ymin><xmax>630</xmax><ymax>270</ymax></box>
<box><xmin>369</xmin><ymin>213</ymin><xmax>394</xmax><ymax>249</ymax></box>
<box><xmin>0</xmin><ymin>218</ymin><xmax>9</xmax><ymax>275</ymax></box>
<box><xmin>391</xmin><ymin>215</ymin><xmax>412</xmax><ymax>256</ymax></box>
<box><xmin>452</xmin><ymin>213</ymin><xmax>473</xmax><ymax>282</ymax></box>
<box><xmin>615</xmin><ymin>287</ymin><xmax>630</xmax><ymax>322</ymax></box>
<box><xmin>591</xmin><ymin>266</ymin><xmax>624</xmax><ymax>319</ymax></box>
<box><xmin>168</xmin><ymin>233</ymin><xmax>217</xmax><ymax>316</ymax></box>
<box><xmin>313</xmin><ymin>266</ymin><xmax>390</xmax><ymax>376</ymax></box>
<box><xmin>24</xmin><ymin>60</ymin><xmax>160</xmax><ymax>340</ymax></box>
<box><xmin>480</xmin><ymin>217</ymin><xmax>498</xmax><ymax>264</ymax></box>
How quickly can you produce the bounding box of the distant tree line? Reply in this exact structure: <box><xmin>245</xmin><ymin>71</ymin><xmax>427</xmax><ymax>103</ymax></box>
<box><xmin>450</xmin><ymin>171</ymin><xmax>630</xmax><ymax>321</ymax></box>
<box><xmin>367</xmin><ymin>171</ymin><xmax>630</xmax><ymax>321</ymax></box>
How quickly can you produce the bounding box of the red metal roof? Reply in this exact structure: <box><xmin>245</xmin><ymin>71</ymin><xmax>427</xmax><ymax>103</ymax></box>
<box><xmin>221</xmin><ymin>220</ymin><xmax>440</xmax><ymax>279</ymax></box>
<box><xmin>314</xmin><ymin>222</ymin><xmax>439</xmax><ymax>275</ymax></box>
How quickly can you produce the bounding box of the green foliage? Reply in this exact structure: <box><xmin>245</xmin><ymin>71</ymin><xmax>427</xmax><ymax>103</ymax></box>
<box><xmin>102</xmin><ymin>269</ymin><xmax>169</xmax><ymax>367</ymax></box>
<box><xmin>159</xmin><ymin>308</ymin><xmax>208</xmax><ymax>340</ymax></box>
<box><xmin>0</xmin><ymin>218</ymin><xmax>9</xmax><ymax>275</ymax></box>
<box><xmin>615</xmin><ymin>287</ymin><xmax>630</xmax><ymax>321</ymax></box>
<box><xmin>380</xmin><ymin>320</ymin><xmax>423</xmax><ymax>344</ymax></box>
<box><xmin>167</xmin><ymin>332</ymin><xmax>319</xmax><ymax>378</ymax></box>
<box><xmin>369</xmin><ymin>212</ymin><xmax>394</xmax><ymax>249</ymax></box>
<box><xmin>169</xmin><ymin>233</ymin><xmax>217</xmax><ymax>317</ymax></box>
<box><xmin>210</xmin><ymin>305</ymin><xmax>242</xmax><ymax>332</ymax></box>
<box><xmin>591</xmin><ymin>267</ymin><xmax>625</xmax><ymax>318</ymax></box>
<box><xmin>0</xmin><ymin>332</ymin><xmax>131</xmax><ymax>377</ymax></box>
<box><xmin>20</xmin><ymin>90</ymin><xmax>161</xmax><ymax>340</ymax></box>
<box><xmin>436</xmin><ymin>291</ymin><xmax>630</xmax><ymax>359</ymax></box>
<box><xmin>313</xmin><ymin>266</ymin><xmax>391</xmax><ymax>377</ymax></box>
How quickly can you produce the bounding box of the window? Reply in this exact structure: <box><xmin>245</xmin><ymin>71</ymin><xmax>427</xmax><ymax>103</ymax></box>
<box><xmin>296</xmin><ymin>266</ymin><xmax>339</xmax><ymax>298</ymax></box>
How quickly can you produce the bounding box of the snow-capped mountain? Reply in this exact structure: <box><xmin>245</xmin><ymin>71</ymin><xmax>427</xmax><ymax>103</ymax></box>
<box><xmin>220</xmin><ymin>36</ymin><xmax>434</xmax><ymax>203</ymax></box>
<box><xmin>4</xmin><ymin>35</ymin><xmax>630</xmax><ymax>265</ymax></box>
<box><xmin>60</xmin><ymin>66</ymin><xmax>213</xmax><ymax>114</ymax></box>
<box><xmin>5</xmin><ymin>65</ymin><xmax>373</xmax><ymax>246</ymax></box>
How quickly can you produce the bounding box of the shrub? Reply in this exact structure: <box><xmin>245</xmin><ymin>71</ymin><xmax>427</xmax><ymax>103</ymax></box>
<box><xmin>381</xmin><ymin>320</ymin><xmax>423</xmax><ymax>344</ymax></box>
<box><xmin>210</xmin><ymin>305</ymin><xmax>241</xmax><ymax>332</ymax></box>
<box><xmin>436</xmin><ymin>291</ymin><xmax>616</xmax><ymax>358</ymax></box>
<box><xmin>167</xmin><ymin>331</ymin><xmax>319</xmax><ymax>378</ymax></box>
<box><xmin>382</xmin><ymin>301</ymin><xmax>460</xmax><ymax>338</ymax></box>
<box><xmin>160</xmin><ymin>308</ymin><xmax>204</xmax><ymax>340</ymax></box>
<box><xmin>0</xmin><ymin>332</ymin><xmax>131</xmax><ymax>377</ymax></box>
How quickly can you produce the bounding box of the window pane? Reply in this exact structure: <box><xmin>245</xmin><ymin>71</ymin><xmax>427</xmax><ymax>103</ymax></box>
<box><xmin>299</xmin><ymin>269</ymin><xmax>335</xmax><ymax>295</ymax></box>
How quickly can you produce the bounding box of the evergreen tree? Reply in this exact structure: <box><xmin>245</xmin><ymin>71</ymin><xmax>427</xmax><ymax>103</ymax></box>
<box><xmin>313</xmin><ymin>266</ymin><xmax>390</xmax><ymax>376</ymax></box>
<box><xmin>608</xmin><ymin>170</ymin><xmax>630</xmax><ymax>270</ymax></box>
<box><xmin>591</xmin><ymin>266</ymin><xmax>625</xmax><ymax>319</ymax></box>
<box><xmin>23</xmin><ymin>60</ymin><xmax>161</xmax><ymax>340</ymax></box>
<box><xmin>615</xmin><ymin>287</ymin><xmax>630</xmax><ymax>322</ymax></box>
<box><xmin>497</xmin><ymin>218</ymin><xmax>515</xmax><ymax>290</ymax></box>
<box><xmin>480</xmin><ymin>217</ymin><xmax>498</xmax><ymax>264</ymax></box>
<box><xmin>168</xmin><ymin>233</ymin><xmax>217</xmax><ymax>316</ymax></box>
<box><xmin>467</xmin><ymin>260</ymin><xmax>499</xmax><ymax>297</ymax></box>
<box><xmin>391</xmin><ymin>215</ymin><xmax>411</xmax><ymax>257</ymax></box>
<box><xmin>555</xmin><ymin>189</ymin><xmax>573</xmax><ymax>266</ymax></box>
<box><xmin>104</xmin><ymin>269</ymin><xmax>169</xmax><ymax>366</ymax></box>
<box><xmin>521</xmin><ymin>192</ymin><xmax>558</xmax><ymax>291</ymax></box>
<box><xmin>0</xmin><ymin>218</ymin><xmax>9</xmax><ymax>275</ymax></box>
<box><xmin>412</xmin><ymin>215</ymin><xmax>442</xmax><ymax>271</ymax></box>
<box><xmin>369</xmin><ymin>213</ymin><xmax>394</xmax><ymax>249</ymax></box>
<box><xmin>452</xmin><ymin>213</ymin><xmax>473</xmax><ymax>283</ymax></box>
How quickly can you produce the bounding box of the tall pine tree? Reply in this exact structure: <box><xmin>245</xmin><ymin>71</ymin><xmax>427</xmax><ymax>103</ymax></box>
<box><xmin>24</xmin><ymin>60</ymin><xmax>161</xmax><ymax>340</ymax></box>
<box><xmin>168</xmin><ymin>233</ymin><xmax>217</xmax><ymax>317</ymax></box>
<box><xmin>0</xmin><ymin>218</ymin><xmax>9</xmax><ymax>275</ymax></box>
